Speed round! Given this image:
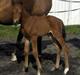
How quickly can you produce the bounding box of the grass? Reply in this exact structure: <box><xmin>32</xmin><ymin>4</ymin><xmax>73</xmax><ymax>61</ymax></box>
<box><xmin>65</xmin><ymin>25</ymin><xmax>80</xmax><ymax>34</ymax></box>
<box><xmin>0</xmin><ymin>25</ymin><xmax>80</xmax><ymax>39</ymax></box>
<box><xmin>76</xmin><ymin>51</ymin><xmax>80</xmax><ymax>58</ymax></box>
<box><xmin>0</xmin><ymin>25</ymin><xmax>19</xmax><ymax>39</ymax></box>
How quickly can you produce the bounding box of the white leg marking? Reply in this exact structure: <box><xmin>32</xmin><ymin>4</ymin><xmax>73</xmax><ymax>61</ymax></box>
<box><xmin>24</xmin><ymin>64</ymin><xmax>28</xmax><ymax>68</ymax></box>
<box><xmin>64</xmin><ymin>67</ymin><xmax>69</xmax><ymax>75</ymax></box>
<box><xmin>11</xmin><ymin>53</ymin><xmax>17</xmax><ymax>61</ymax></box>
<box><xmin>51</xmin><ymin>67</ymin><xmax>55</xmax><ymax>71</ymax></box>
<box><xmin>37</xmin><ymin>70</ymin><xmax>40</xmax><ymax>75</ymax></box>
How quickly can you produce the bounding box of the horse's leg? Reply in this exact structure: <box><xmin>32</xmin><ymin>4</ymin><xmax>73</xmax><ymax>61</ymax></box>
<box><xmin>37</xmin><ymin>36</ymin><xmax>42</xmax><ymax>56</ymax></box>
<box><xmin>48</xmin><ymin>32</ymin><xmax>62</xmax><ymax>70</ymax></box>
<box><xmin>31</xmin><ymin>36</ymin><xmax>42</xmax><ymax>75</ymax></box>
<box><xmin>52</xmin><ymin>32</ymin><xmax>69</xmax><ymax>75</ymax></box>
<box><xmin>55</xmin><ymin>44</ymin><xmax>61</xmax><ymax>69</ymax></box>
<box><xmin>11</xmin><ymin>26</ymin><xmax>23</xmax><ymax>62</ymax></box>
<box><xmin>16</xmin><ymin>26</ymin><xmax>24</xmax><ymax>63</ymax></box>
<box><xmin>24</xmin><ymin>38</ymin><xmax>30</xmax><ymax>71</ymax></box>
<box><xmin>57</xmin><ymin>37</ymin><xmax>69</xmax><ymax>75</ymax></box>
<box><xmin>63</xmin><ymin>44</ymin><xmax>69</xmax><ymax>75</ymax></box>
<box><xmin>51</xmin><ymin>43</ymin><xmax>61</xmax><ymax>71</ymax></box>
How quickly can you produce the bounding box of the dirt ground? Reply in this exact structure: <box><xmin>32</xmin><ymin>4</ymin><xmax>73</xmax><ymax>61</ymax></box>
<box><xmin>0</xmin><ymin>33</ymin><xmax>80</xmax><ymax>75</ymax></box>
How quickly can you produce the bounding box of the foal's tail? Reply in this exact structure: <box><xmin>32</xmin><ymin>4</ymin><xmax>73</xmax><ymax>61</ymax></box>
<box><xmin>62</xmin><ymin>23</ymin><xmax>66</xmax><ymax>41</ymax></box>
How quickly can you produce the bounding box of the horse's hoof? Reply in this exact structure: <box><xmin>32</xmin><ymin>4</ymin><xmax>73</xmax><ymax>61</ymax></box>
<box><xmin>11</xmin><ymin>54</ymin><xmax>17</xmax><ymax>61</ymax></box>
<box><xmin>64</xmin><ymin>67</ymin><xmax>69</xmax><ymax>75</ymax></box>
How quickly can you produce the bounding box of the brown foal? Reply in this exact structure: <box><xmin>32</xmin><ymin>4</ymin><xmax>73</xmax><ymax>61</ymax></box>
<box><xmin>12</xmin><ymin>0</ymin><xmax>52</xmax><ymax>62</ymax></box>
<box><xmin>20</xmin><ymin>9</ymin><xmax>69</xmax><ymax>75</ymax></box>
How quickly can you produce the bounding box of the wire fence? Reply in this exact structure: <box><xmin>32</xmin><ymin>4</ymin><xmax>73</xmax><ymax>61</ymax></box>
<box><xmin>48</xmin><ymin>0</ymin><xmax>80</xmax><ymax>25</ymax></box>
<box><xmin>60</xmin><ymin>0</ymin><xmax>80</xmax><ymax>3</ymax></box>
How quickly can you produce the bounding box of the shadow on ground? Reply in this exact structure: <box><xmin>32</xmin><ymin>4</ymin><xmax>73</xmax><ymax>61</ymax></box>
<box><xmin>67</xmin><ymin>38</ymin><xmax>80</xmax><ymax>49</ymax></box>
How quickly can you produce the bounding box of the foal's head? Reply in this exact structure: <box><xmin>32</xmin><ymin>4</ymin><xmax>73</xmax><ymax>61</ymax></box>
<box><xmin>13</xmin><ymin>4</ymin><xmax>22</xmax><ymax>24</ymax></box>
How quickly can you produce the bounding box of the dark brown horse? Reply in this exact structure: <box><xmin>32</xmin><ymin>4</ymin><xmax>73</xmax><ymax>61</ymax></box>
<box><xmin>20</xmin><ymin>9</ymin><xmax>69</xmax><ymax>75</ymax></box>
<box><xmin>0</xmin><ymin>0</ymin><xmax>52</xmax><ymax>61</ymax></box>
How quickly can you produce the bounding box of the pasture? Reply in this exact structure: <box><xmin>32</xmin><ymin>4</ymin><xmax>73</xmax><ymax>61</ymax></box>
<box><xmin>0</xmin><ymin>25</ymin><xmax>80</xmax><ymax>75</ymax></box>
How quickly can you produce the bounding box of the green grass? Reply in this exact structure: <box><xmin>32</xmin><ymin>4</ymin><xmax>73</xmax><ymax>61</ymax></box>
<box><xmin>65</xmin><ymin>25</ymin><xmax>80</xmax><ymax>34</ymax></box>
<box><xmin>0</xmin><ymin>25</ymin><xmax>80</xmax><ymax>39</ymax></box>
<box><xmin>0</xmin><ymin>25</ymin><xmax>19</xmax><ymax>39</ymax></box>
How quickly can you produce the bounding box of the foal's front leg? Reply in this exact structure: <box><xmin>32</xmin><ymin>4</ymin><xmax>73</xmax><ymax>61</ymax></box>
<box><xmin>24</xmin><ymin>38</ymin><xmax>30</xmax><ymax>71</ymax></box>
<box><xmin>31</xmin><ymin>36</ymin><xmax>42</xmax><ymax>75</ymax></box>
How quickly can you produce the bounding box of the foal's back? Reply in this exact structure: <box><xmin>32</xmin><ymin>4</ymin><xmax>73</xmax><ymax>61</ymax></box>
<box><xmin>22</xmin><ymin>15</ymin><xmax>64</xmax><ymax>37</ymax></box>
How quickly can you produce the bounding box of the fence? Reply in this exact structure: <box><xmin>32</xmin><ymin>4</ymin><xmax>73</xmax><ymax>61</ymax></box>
<box><xmin>48</xmin><ymin>0</ymin><xmax>80</xmax><ymax>25</ymax></box>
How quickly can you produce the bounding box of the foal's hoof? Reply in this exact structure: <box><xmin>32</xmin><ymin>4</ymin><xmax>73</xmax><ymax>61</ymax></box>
<box><xmin>51</xmin><ymin>67</ymin><xmax>56</xmax><ymax>71</ymax></box>
<box><xmin>64</xmin><ymin>67</ymin><xmax>69</xmax><ymax>75</ymax></box>
<box><xmin>37</xmin><ymin>69</ymin><xmax>42</xmax><ymax>75</ymax></box>
<box><xmin>22</xmin><ymin>67</ymin><xmax>28</xmax><ymax>72</ymax></box>
<box><xmin>51</xmin><ymin>65</ymin><xmax>59</xmax><ymax>71</ymax></box>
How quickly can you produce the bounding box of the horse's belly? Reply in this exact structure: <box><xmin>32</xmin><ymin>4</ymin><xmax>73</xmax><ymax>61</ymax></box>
<box><xmin>32</xmin><ymin>0</ymin><xmax>52</xmax><ymax>15</ymax></box>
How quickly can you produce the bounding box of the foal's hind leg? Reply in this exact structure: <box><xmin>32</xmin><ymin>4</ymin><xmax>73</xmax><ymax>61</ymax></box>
<box><xmin>31</xmin><ymin>36</ymin><xmax>42</xmax><ymax>75</ymax></box>
<box><xmin>52</xmin><ymin>33</ymin><xmax>69</xmax><ymax>75</ymax></box>
<box><xmin>48</xmin><ymin>33</ymin><xmax>61</xmax><ymax>70</ymax></box>
<box><xmin>51</xmin><ymin>43</ymin><xmax>61</xmax><ymax>71</ymax></box>
<box><xmin>57</xmin><ymin>37</ymin><xmax>69</xmax><ymax>74</ymax></box>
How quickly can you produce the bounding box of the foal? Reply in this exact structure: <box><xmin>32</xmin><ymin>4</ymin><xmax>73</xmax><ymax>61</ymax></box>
<box><xmin>21</xmin><ymin>9</ymin><xmax>69</xmax><ymax>75</ymax></box>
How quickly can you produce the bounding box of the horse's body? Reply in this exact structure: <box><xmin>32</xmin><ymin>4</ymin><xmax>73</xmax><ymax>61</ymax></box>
<box><xmin>20</xmin><ymin>9</ymin><xmax>69</xmax><ymax>75</ymax></box>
